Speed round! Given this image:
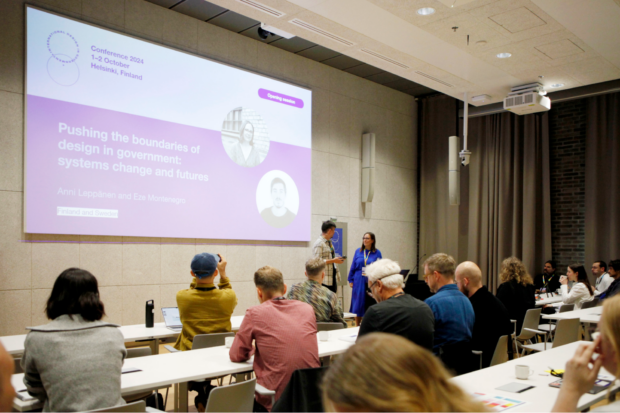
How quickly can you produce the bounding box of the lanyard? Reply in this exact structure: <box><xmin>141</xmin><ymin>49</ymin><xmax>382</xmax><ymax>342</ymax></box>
<box><xmin>363</xmin><ymin>249</ymin><xmax>371</xmax><ymax>266</ymax></box>
<box><xmin>388</xmin><ymin>292</ymin><xmax>405</xmax><ymax>300</ymax></box>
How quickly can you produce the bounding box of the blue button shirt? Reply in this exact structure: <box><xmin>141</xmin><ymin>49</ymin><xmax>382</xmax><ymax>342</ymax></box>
<box><xmin>424</xmin><ymin>284</ymin><xmax>475</xmax><ymax>352</ymax></box>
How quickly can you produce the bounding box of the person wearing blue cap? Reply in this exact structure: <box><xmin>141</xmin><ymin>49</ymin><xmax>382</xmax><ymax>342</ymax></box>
<box><xmin>173</xmin><ymin>252</ymin><xmax>237</xmax><ymax>411</ymax></box>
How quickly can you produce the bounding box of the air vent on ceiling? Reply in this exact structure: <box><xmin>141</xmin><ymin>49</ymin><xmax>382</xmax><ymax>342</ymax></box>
<box><xmin>289</xmin><ymin>19</ymin><xmax>355</xmax><ymax>46</ymax></box>
<box><xmin>414</xmin><ymin>71</ymin><xmax>454</xmax><ymax>88</ymax></box>
<box><xmin>360</xmin><ymin>49</ymin><xmax>409</xmax><ymax>69</ymax></box>
<box><xmin>236</xmin><ymin>0</ymin><xmax>285</xmax><ymax>18</ymax></box>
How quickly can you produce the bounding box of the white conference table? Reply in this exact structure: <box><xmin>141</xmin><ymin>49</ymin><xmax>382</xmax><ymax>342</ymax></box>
<box><xmin>12</xmin><ymin>327</ymin><xmax>359</xmax><ymax>412</ymax></box>
<box><xmin>453</xmin><ymin>341</ymin><xmax>619</xmax><ymax>412</ymax></box>
<box><xmin>535</xmin><ymin>293</ymin><xmax>563</xmax><ymax>306</ymax></box>
<box><xmin>542</xmin><ymin>306</ymin><xmax>603</xmax><ymax>323</ymax></box>
<box><xmin>2</xmin><ymin>313</ymin><xmax>356</xmax><ymax>356</ymax></box>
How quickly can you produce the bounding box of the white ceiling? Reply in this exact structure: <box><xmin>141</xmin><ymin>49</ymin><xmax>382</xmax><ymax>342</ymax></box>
<box><xmin>206</xmin><ymin>0</ymin><xmax>620</xmax><ymax>105</ymax></box>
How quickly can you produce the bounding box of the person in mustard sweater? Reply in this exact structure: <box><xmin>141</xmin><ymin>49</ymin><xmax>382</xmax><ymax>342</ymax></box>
<box><xmin>173</xmin><ymin>252</ymin><xmax>237</xmax><ymax>411</ymax></box>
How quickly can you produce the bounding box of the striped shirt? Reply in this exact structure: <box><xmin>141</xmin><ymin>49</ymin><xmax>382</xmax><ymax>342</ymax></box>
<box><xmin>312</xmin><ymin>235</ymin><xmax>340</xmax><ymax>286</ymax></box>
<box><xmin>287</xmin><ymin>279</ymin><xmax>346</xmax><ymax>326</ymax></box>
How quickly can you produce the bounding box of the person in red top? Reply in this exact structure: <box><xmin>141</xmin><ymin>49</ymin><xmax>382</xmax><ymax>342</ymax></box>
<box><xmin>229</xmin><ymin>265</ymin><xmax>320</xmax><ymax>412</ymax></box>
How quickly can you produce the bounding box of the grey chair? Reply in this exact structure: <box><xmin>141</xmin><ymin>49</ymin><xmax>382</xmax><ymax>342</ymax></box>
<box><xmin>317</xmin><ymin>322</ymin><xmax>346</xmax><ymax>331</ymax></box>
<box><xmin>538</xmin><ymin>304</ymin><xmax>575</xmax><ymax>340</ymax></box>
<box><xmin>82</xmin><ymin>400</ymin><xmax>166</xmax><ymax>413</ymax></box>
<box><xmin>490</xmin><ymin>335</ymin><xmax>510</xmax><ymax>367</ymax></box>
<box><xmin>515</xmin><ymin>308</ymin><xmax>543</xmax><ymax>356</ymax></box>
<box><xmin>523</xmin><ymin>318</ymin><xmax>581</xmax><ymax>352</ymax></box>
<box><xmin>206</xmin><ymin>378</ymin><xmax>256</xmax><ymax>412</ymax></box>
<box><xmin>124</xmin><ymin>347</ymin><xmax>170</xmax><ymax>410</ymax></box>
<box><xmin>14</xmin><ymin>357</ymin><xmax>23</xmax><ymax>374</ymax></box>
<box><xmin>581</xmin><ymin>298</ymin><xmax>600</xmax><ymax>309</ymax></box>
<box><xmin>165</xmin><ymin>332</ymin><xmax>237</xmax><ymax>389</ymax></box>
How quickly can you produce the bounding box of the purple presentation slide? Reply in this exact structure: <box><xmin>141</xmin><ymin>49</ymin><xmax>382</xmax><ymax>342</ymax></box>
<box><xmin>25</xmin><ymin>7</ymin><xmax>312</xmax><ymax>241</ymax></box>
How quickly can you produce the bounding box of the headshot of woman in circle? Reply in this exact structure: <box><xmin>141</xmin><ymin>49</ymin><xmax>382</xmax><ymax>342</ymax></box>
<box><xmin>230</xmin><ymin>120</ymin><xmax>261</xmax><ymax>167</ymax></box>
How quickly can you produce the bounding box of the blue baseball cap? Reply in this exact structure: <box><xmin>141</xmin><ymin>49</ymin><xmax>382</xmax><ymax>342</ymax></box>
<box><xmin>191</xmin><ymin>253</ymin><xmax>219</xmax><ymax>279</ymax></box>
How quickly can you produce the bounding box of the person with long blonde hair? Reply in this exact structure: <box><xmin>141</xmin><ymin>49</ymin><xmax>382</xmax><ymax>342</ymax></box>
<box><xmin>496</xmin><ymin>257</ymin><xmax>536</xmax><ymax>334</ymax></box>
<box><xmin>552</xmin><ymin>295</ymin><xmax>620</xmax><ymax>411</ymax></box>
<box><xmin>321</xmin><ymin>333</ymin><xmax>488</xmax><ymax>412</ymax></box>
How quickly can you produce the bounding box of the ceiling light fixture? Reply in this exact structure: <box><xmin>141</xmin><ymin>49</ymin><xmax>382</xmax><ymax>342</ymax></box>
<box><xmin>551</xmin><ymin>83</ymin><xmax>564</xmax><ymax>88</ymax></box>
<box><xmin>417</xmin><ymin>7</ymin><xmax>435</xmax><ymax>15</ymax></box>
<box><xmin>496</xmin><ymin>52</ymin><xmax>511</xmax><ymax>58</ymax></box>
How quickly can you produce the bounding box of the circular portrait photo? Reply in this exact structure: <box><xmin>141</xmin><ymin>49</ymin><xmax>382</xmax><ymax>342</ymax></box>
<box><xmin>221</xmin><ymin>107</ymin><xmax>270</xmax><ymax>168</ymax></box>
<box><xmin>256</xmin><ymin>170</ymin><xmax>299</xmax><ymax>228</ymax></box>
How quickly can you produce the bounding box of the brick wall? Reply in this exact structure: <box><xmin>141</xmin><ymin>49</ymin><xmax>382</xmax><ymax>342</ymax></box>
<box><xmin>549</xmin><ymin>98</ymin><xmax>587</xmax><ymax>273</ymax></box>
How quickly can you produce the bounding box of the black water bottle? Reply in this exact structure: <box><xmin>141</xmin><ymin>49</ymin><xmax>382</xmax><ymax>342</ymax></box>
<box><xmin>145</xmin><ymin>300</ymin><xmax>154</xmax><ymax>328</ymax></box>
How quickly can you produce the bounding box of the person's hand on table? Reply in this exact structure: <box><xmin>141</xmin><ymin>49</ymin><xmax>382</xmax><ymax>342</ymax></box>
<box><xmin>563</xmin><ymin>336</ymin><xmax>603</xmax><ymax>393</ymax></box>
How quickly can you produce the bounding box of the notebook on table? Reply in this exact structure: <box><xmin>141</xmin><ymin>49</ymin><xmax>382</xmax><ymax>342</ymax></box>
<box><xmin>161</xmin><ymin>307</ymin><xmax>182</xmax><ymax>332</ymax></box>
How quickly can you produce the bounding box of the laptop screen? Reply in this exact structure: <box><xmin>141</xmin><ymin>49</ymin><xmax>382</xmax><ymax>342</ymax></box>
<box><xmin>162</xmin><ymin>307</ymin><xmax>182</xmax><ymax>328</ymax></box>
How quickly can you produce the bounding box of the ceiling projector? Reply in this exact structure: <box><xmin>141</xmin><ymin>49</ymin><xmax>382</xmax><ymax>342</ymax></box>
<box><xmin>503</xmin><ymin>82</ymin><xmax>551</xmax><ymax>115</ymax></box>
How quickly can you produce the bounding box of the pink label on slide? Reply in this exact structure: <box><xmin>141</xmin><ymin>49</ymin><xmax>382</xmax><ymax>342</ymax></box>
<box><xmin>258</xmin><ymin>89</ymin><xmax>304</xmax><ymax>108</ymax></box>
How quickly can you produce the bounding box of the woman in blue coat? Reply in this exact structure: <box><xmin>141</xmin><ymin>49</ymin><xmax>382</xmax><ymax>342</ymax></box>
<box><xmin>348</xmin><ymin>232</ymin><xmax>382</xmax><ymax>326</ymax></box>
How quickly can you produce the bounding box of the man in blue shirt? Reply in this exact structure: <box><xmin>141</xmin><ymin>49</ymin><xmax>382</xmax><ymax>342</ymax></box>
<box><xmin>424</xmin><ymin>253</ymin><xmax>475</xmax><ymax>374</ymax></box>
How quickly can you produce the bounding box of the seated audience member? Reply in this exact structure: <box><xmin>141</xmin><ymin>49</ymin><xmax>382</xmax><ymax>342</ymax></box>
<box><xmin>600</xmin><ymin>259</ymin><xmax>620</xmax><ymax>300</ymax></box>
<box><xmin>593</xmin><ymin>260</ymin><xmax>613</xmax><ymax>295</ymax></box>
<box><xmin>21</xmin><ymin>268</ymin><xmax>126</xmax><ymax>412</ymax></box>
<box><xmin>230</xmin><ymin>266</ymin><xmax>320</xmax><ymax>412</ymax></box>
<box><xmin>534</xmin><ymin>260</ymin><xmax>561</xmax><ymax>293</ymax></box>
<box><xmin>552</xmin><ymin>295</ymin><xmax>620</xmax><ymax>412</ymax></box>
<box><xmin>0</xmin><ymin>342</ymin><xmax>15</xmax><ymax>413</ymax></box>
<box><xmin>358</xmin><ymin>258</ymin><xmax>434</xmax><ymax>350</ymax></box>
<box><xmin>423</xmin><ymin>253</ymin><xmax>474</xmax><ymax>354</ymax></box>
<box><xmin>322</xmin><ymin>333</ymin><xmax>488</xmax><ymax>412</ymax></box>
<box><xmin>174</xmin><ymin>253</ymin><xmax>237</xmax><ymax>351</ymax></box>
<box><xmin>496</xmin><ymin>257</ymin><xmax>536</xmax><ymax>334</ymax></box>
<box><xmin>455</xmin><ymin>261</ymin><xmax>512</xmax><ymax>368</ymax></box>
<box><xmin>559</xmin><ymin>264</ymin><xmax>594</xmax><ymax>309</ymax></box>
<box><xmin>287</xmin><ymin>257</ymin><xmax>346</xmax><ymax>327</ymax></box>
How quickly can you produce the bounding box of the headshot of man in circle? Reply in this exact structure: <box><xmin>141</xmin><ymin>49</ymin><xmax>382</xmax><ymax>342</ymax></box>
<box><xmin>261</xmin><ymin>177</ymin><xmax>296</xmax><ymax>228</ymax></box>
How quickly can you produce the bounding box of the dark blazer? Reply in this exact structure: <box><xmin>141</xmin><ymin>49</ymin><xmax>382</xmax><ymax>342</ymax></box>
<box><xmin>469</xmin><ymin>286</ymin><xmax>513</xmax><ymax>368</ymax></box>
<box><xmin>496</xmin><ymin>280</ymin><xmax>536</xmax><ymax>334</ymax></box>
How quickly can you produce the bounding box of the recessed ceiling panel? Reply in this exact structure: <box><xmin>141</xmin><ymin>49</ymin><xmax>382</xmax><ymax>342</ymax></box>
<box><xmin>296</xmin><ymin>45</ymin><xmax>341</xmax><ymax>61</ymax></box>
<box><xmin>321</xmin><ymin>54</ymin><xmax>364</xmax><ymax>70</ymax></box>
<box><xmin>270</xmin><ymin>37</ymin><xmax>317</xmax><ymax>53</ymax></box>
<box><xmin>344</xmin><ymin>64</ymin><xmax>384</xmax><ymax>78</ymax></box>
<box><xmin>535</xmin><ymin>39</ymin><xmax>584</xmax><ymax>59</ymax></box>
<box><xmin>208</xmin><ymin>10</ymin><xmax>259</xmax><ymax>32</ymax></box>
<box><xmin>172</xmin><ymin>0</ymin><xmax>227</xmax><ymax>21</ymax></box>
<box><xmin>365</xmin><ymin>71</ymin><xmax>402</xmax><ymax>84</ymax></box>
<box><xmin>489</xmin><ymin>7</ymin><xmax>547</xmax><ymax>33</ymax></box>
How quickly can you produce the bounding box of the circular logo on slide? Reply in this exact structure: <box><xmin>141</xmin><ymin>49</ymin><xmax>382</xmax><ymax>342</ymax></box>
<box><xmin>221</xmin><ymin>107</ymin><xmax>270</xmax><ymax>168</ymax></box>
<box><xmin>256</xmin><ymin>170</ymin><xmax>299</xmax><ymax>229</ymax></box>
<box><xmin>46</xmin><ymin>30</ymin><xmax>80</xmax><ymax>86</ymax></box>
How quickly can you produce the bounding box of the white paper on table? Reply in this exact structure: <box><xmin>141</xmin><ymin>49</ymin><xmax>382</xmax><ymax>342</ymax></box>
<box><xmin>338</xmin><ymin>334</ymin><xmax>358</xmax><ymax>343</ymax></box>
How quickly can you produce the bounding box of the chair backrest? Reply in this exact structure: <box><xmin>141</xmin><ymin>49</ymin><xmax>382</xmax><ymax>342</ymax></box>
<box><xmin>490</xmin><ymin>335</ymin><xmax>509</xmax><ymax>367</ymax></box>
<box><xmin>581</xmin><ymin>298</ymin><xmax>599</xmax><ymax>309</ymax></box>
<box><xmin>317</xmin><ymin>322</ymin><xmax>346</xmax><ymax>332</ymax></box>
<box><xmin>518</xmin><ymin>308</ymin><xmax>543</xmax><ymax>339</ymax></box>
<box><xmin>91</xmin><ymin>400</ymin><xmax>146</xmax><ymax>412</ymax></box>
<box><xmin>206</xmin><ymin>378</ymin><xmax>256</xmax><ymax>412</ymax></box>
<box><xmin>559</xmin><ymin>304</ymin><xmax>575</xmax><ymax>313</ymax></box>
<box><xmin>126</xmin><ymin>347</ymin><xmax>152</xmax><ymax>359</ymax></box>
<box><xmin>272</xmin><ymin>367</ymin><xmax>328</xmax><ymax>412</ymax></box>
<box><xmin>193</xmin><ymin>332</ymin><xmax>235</xmax><ymax>350</ymax></box>
<box><xmin>553</xmin><ymin>318</ymin><xmax>581</xmax><ymax>348</ymax></box>
<box><xmin>14</xmin><ymin>358</ymin><xmax>23</xmax><ymax>374</ymax></box>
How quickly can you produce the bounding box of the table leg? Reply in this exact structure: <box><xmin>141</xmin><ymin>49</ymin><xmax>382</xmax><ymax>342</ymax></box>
<box><xmin>178</xmin><ymin>382</ymin><xmax>188</xmax><ymax>412</ymax></box>
<box><xmin>150</xmin><ymin>338</ymin><xmax>159</xmax><ymax>355</ymax></box>
<box><xmin>174</xmin><ymin>383</ymin><xmax>179</xmax><ymax>412</ymax></box>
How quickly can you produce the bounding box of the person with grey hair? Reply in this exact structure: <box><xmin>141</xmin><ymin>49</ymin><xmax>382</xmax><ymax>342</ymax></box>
<box><xmin>357</xmin><ymin>258</ymin><xmax>434</xmax><ymax>350</ymax></box>
<box><xmin>287</xmin><ymin>257</ymin><xmax>346</xmax><ymax>327</ymax></box>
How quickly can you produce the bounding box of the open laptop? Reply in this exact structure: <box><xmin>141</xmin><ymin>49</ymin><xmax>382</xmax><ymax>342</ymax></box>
<box><xmin>161</xmin><ymin>307</ymin><xmax>182</xmax><ymax>332</ymax></box>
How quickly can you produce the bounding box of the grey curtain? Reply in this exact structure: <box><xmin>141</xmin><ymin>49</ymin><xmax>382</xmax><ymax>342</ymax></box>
<box><xmin>585</xmin><ymin>93</ymin><xmax>620</xmax><ymax>266</ymax></box>
<box><xmin>465</xmin><ymin>112</ymin><xmax>552</xmax><ymax>291</ymax></box>
<box><xmin>418</xmin><ymin>95</ymin><xmax>459</xmax><ymax>268</ymax></box>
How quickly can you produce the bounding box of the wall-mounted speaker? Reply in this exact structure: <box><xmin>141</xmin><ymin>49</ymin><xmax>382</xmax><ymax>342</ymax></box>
<box><xmin>449</xmin><ymin>135</ymin><xmax>460</xmax><ymax>206</ymax></box>
<box><xmin>361</xmin><ymin>133</ymin><xmax>375</xmax><ymax>203</ymax></box>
